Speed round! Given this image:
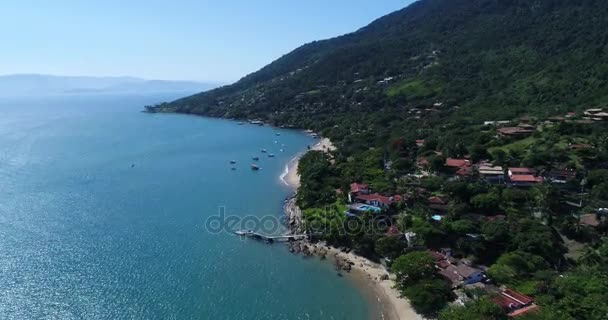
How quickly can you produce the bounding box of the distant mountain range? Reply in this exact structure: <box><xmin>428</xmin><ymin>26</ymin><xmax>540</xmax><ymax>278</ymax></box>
<box><xmin>0</xmin><ymin>74</ymin><xmax>218</xmax><ymax>96</ymax></box>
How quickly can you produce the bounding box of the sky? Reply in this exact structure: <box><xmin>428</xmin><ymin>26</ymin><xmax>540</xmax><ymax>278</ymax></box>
<box><xmin>0</xmin><ymin>0</ymin><xmax>414</xmax><ymax>83</ymax></box>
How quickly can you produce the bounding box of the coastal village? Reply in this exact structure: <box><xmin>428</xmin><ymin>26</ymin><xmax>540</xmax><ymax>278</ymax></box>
<box><xmin>281</xmin><ymin>107</ymin><xmax>608</xmax><ymax>319</ymax></box>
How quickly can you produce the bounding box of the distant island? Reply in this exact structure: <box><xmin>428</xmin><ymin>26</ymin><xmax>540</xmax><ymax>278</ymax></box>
<box><xmin>0</xmin><ymin>74</ymin><xmax>219</xmax><ymax>97</ymax></box>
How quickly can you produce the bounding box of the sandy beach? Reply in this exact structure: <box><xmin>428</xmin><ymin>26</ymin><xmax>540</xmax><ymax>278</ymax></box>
<box><xmin>282</xmin><ymin>137</ymin><xmax>335</xmax><ymax>188</ymax></box>
<box><xmin>314</xmin><ymin>242</ymin><xmax>424</xmax><ymax>320</ymax></box>
<box><xmin>282</xmin><ymin>136</ymin><xmax>423</xmax><ymax>320</ymax></box>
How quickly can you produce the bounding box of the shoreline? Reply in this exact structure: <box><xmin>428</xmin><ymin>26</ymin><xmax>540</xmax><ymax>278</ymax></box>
<box><xmin>280</xmin><ymin>136</ymin><xmax>335</xmax><ymax>189</ymax></box>
<box><xmin>281</xmin><ymin>137</ymin><xmax>423</xmax><ymax>320</ymax></box>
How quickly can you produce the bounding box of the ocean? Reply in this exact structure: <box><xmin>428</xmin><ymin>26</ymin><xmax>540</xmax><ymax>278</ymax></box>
<box><xmin>0</xmin><ymin>93</ymin><xmax>370</xmax><ymax>319</ymax></box>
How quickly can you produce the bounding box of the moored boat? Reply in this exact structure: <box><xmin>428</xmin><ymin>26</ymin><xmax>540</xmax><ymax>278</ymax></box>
<box><xmin>251</xmin><ymin>164</ymin><xmax>261</xmax><ymax>170</ymax></box>
<box><xmin>268</xmin><ymin>154</ymin><xmax>275</xmax><ymax>158</ymax></box>
<box><xmin>252</xmin><ymin>156</ymin><xmax>260</xmax><ymax>161</ymax></box>
<box><xmin>261</xmin><ymin>148</ymin><xmax>267</xmax><ymax>153</ymax></box>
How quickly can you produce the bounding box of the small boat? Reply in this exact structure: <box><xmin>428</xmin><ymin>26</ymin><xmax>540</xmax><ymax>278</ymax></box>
<box><xmin>237</xmin><ymin>122</ymin><xmax>245</xmax><ymax>125</ymax></box>
<box><xmin>234</xmin><ymin>230</ymin><xmax>254</xmax><ymax>236</ymax></box>
<box><xmin>251</xmin><ymin>164</ymin><xmax>261</xmax><ymax>171</ymax></box>
<box><xmin>280</xmin><ymin>149</ymin><xmax>284</xmax><ymax>152</ymax></box>
<box><xmin>230</xmin><ymin>160</ymin><xmax>236</xmax><ymax>164</ymax></box>
<box><xmin>261</xmin><ymin>149</ymin><xmax>267</xmax><ymax>153</ymax></box>
<box><xmin>268</xmin><ymin>154</ymin><xmax>275</xmax><ymax>158</ymax></box>
<box><xmin>274</xmin><ymin>140</ymin><xmax>278</xmax><ymax>144</ymax></box>
<box><xmin>281</xmin><ymin>144</ymin><xmax>286</xmax><ymax>147</ymax></box>
<box><xmin>231</xmin><ymin>167</ymin><xmax>237</xmax><ymax>171</ymax></box>
<box><xmin>252</xmin><ymin>156</ymin><xmax>260</xmax><ymax>161</ymax></box>
<box><xmin>275</xmin><ymin>133</ymin><xmax>281</xmax><ymax>136</ymax></box>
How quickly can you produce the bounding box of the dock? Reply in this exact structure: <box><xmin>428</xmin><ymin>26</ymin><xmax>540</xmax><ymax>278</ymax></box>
<box><xmin>234</xmin><ymin>230</ymin><xmax>309</xmax><ymax>242</ymax></box>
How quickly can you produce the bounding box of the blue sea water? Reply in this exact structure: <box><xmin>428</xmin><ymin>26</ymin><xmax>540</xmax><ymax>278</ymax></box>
<box><xmin>0</xmin><ymin>94</ymin><xmax>370</xmax><ymax>319</ymax></box>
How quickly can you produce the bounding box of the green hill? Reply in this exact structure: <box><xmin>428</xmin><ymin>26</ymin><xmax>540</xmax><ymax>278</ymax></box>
<box><xmin>149</xmin><ymin>0</ymin><xmax>608</xmax><ymax>153</ymax></box>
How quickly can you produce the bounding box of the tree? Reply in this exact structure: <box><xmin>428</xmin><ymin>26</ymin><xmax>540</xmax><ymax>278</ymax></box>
<box><xmin>391</xmin><ymin>251</ymin><xmax>435</xmax><ymax>286</ymax></box>
<box><xmin>403</xmin><ymin>279</ymin><xmax>452</xmax><ymax>316</ymax></box>
<box><xmin>487</xmin><ymin>251</ymin><xmax>549</xmax><ymax>285</ymax></box>
<box><xmin>439</xmin><ymin>298</ymin><xmax>507</xmax><ymax>320</ymax></box>
<box><xmin>375</xmin><ymin>236</ymin><xmax>407</xmax><ymax>260</ymax></box>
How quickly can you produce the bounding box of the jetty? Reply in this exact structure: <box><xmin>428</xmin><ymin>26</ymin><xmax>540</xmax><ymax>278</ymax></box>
<box><xmin>234</xmin><ymin>230</ymin><xmax>309</xmax><ymax>242</ymax></box>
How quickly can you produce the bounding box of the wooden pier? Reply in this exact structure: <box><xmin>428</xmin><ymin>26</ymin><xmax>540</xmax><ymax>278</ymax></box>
<box><xmin>234</xmin><ymin>230</ymin><xmax>309</xmax><ymax>242</ymax></box>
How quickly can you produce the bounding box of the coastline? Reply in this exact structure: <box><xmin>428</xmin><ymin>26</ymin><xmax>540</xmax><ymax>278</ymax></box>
<box><xmin>282</xmin><ymin>137</ymin><xmax>423</xmax><ymax>320</ymax></box>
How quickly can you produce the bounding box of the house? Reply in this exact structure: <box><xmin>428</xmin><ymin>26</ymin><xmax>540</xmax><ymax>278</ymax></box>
<box><xmin>350</xmin><ymin>182</ymin><xmax>369</xmax><ymax>195</ymax></box>
<box><xmin>428</xmin><ymin>196</ymin><xmax>449</xmax><ymax>212</ymax></box>
<box><xmin>507</xmin><ymin>167</ymin><xmax>542</xmax><ymax>186</ymax></box>
<box><xmin>437</xmin><ymin>263</ymin><xmax>484</xmax><ymax>287</ymax></box>
<box><xmin>508</xmin><ymin>174</ymin><xmax>544</xmax><ymax>186</ymax></box>
<box><xmin>446</xmin><ymin>158</ymin><xmax>470</xmax><ymax>168</ymax></box>
<box><xmin>498</xmin><ymin>127</ymin><xmax>534</xmax><ymax>137</ymax></box>
<box><xmin>579</xmin><ymin>213</ymin><xmax>603</xmax><ymax>228</ymax></box>
<box><xmin>445</xmin><ymin>158</ymin><xmax>472</xmax><ymax>176</ymax></box>
<box><xmin>355</xmin><ymin>193</ymin><xmax>393</xmax><ymax>208</ymax></box>
<box><xmin>385</xmin><ymin>226</ymin><xmax>404</xmax><ymax>239</ymax></box>
<box><xmin>478</xmin><ymin>164</ymin><xmax>505</xmax><ymax>183</ymax></box>
<box><xmin>492</xmin><ymin>288</ymin><xmax>540</xmax><ymax>317</ymax></box>
<box><xmin>415</xmin><ymin>139</ymin><xmax>425</xmax><ymax>147</ymax></box>
<box><xmin>547</xmin><ymin>168</ymin><xmax>576</xmax><ymax>184</ymax></box>
<box><xmin>508</xmin><ymin>167</ymin><xmax>536</xmax><ymax>176</ymax></box>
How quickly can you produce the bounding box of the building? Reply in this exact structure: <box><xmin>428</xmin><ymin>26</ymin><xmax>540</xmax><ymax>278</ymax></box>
<box><xmin>497</xmin><ymin>126</ymin><xmax>534</xmax><ymax>137</ymax></box>
<box><xmin>478</xmin><ymin>164</ymin><xmax>505</xmax><ymax>183</ymax></box>
<box><xmin>547</xmin><ymin>168</ymin><xmax>576</xmax><ymax>184</ymax></box>
<box><xmin>445</xmin><ymin>158</ymin><xmax>472</xmax><ymax>176</ymax></box>
<box><xmin>508</xmin><ymin>167</ymin><xmax>536</xmax><ymax>176</ymax></box>
<box><xmin>354</xmin><ymin>193</ymin><xmax>393</xmax><ymax>208</ymax></box>
<box><xmin>492</xmin><ymin>288</ymin><xmax>540</xmax><ymax>317</ymax></box>
<box><xmin>415</xmin><ymin>139</ymin><xmax>425</xmax><ymax>147</ymax></box>
<box><xmin>350</xmin><ymin>182</ymin><xmax>369</xmax><ymax>195</ymax></box>
<box><xmin>436</xmin><ymin>262</ymin><xmax>484</xmax><ymax>287</ymax></box>
<box><xmin>508</xmin><ymin>174</ymin><xmax>544</xmax><ymax>186</ymax></box>
<box><xmin>428</xmin><ymin>196</ymin><xmax>449</xmax><ymax>212</ymax></box>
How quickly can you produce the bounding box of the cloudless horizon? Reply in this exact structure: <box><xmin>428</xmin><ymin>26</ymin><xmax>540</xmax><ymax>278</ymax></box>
<box><xmin>1</xmin><ymin>1</ymin><xmax>414</xmax><ymax>83</ymax></box>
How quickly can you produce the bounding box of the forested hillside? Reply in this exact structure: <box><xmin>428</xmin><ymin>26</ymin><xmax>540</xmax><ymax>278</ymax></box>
<box><xmin>150</xmin><ymin>0</ymin><xmax>608</xmax><ymax>155</ymax></box>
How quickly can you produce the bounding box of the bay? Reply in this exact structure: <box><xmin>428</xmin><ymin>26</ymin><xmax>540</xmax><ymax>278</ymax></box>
<box><xmin>0</xmin><ymin>94</ymin><xmax>370</xmax><ymax>319</ymax></box>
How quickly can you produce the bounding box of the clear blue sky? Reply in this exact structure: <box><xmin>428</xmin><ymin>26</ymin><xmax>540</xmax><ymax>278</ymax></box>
<box><xmin>1</xmin><ymin>1</ymin><xmax>414</xmax><ymax>82</ymax></box>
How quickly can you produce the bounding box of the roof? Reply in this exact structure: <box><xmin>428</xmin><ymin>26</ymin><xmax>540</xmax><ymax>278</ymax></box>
<box><xmin>509</xmin><ymin>167</ymin><xmax>535</xmax><ymax>174</ymax></box>
<box><xmin>502</xmin><ymin>289</ymin><xmax>534</xmax><ymax>305</ymax></box>
<box><xmin>429</xmin><ymin>251</ymin><xmax>446</xmax><ymax>261</ymax></box>
<box><xmin>385</xmin><ymin>226</ymin><xmax>403</xmax><ymax>238</ymax></box>
<box><xmin>455</xmin><ymin>264</ymin><xmax>481</xmax><ymax>278</ymax></box>
<box><xmin>509</xmin><ymin>304</ymin><xmax>540</xmax><ymax>317</ymax></box>
<box><xmin>548</xmin><ymin>168</ymin><xmax>576</xmax><ymax>177</ymax></box>
<box><xmin>438</xmin><ymin>265</ymin><xmax>463</xmax><ymax>284</ymax></box>
<box><xmin>456</xmin><ymin>166</ymin><xmax>473</xmax><ymax>176</ymax></box>
<box><xmin>479</xmin><ymin>165</ymin><xmax>504</xmax><ymax>175</ymax></box>
<box><xmin>445</xmin><ymin>158</ymin><xmax>469</xmax><ymax>168</ymax></box>
<box><xmin>498</xmin><ymin>127</ymin><xmax>533</xmax><ymax>135</ymax></box>
<box><xmin>436</xmin><ymin>260</ymin><xmax>451</xmax><ymax>269</ymax></box>
<box><xmin>415</xmin><ymin>139</ymin><xmax>425</xmax><ymax>146</ymax></box>
<box><xmin>428</xmin><ymin>196</ymin><xmax>447</xmax><ymax>205</ymax></box>
<box><xmin>580</xmin><ymin>214</ymin><xmax>601</xmax><ymax>227</ymax></box>
<box><xmin>355</xmin><ymin>193</ymin><xmax>392</xmax><ymax>206</ymax></box>
<box><xmin>350</xmin><ymin>182</ymin><xmax>369</xmax><ymax>193</ymax></box>
<box><xmin>509</xmin><ymin>175</ymin><xmax>543</xmax><ymax>183</ymax></box>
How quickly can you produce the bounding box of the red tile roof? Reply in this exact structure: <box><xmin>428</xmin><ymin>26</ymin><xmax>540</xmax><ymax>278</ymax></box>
<box><xmin>429</xmin><ymin>251</ymin><xmax>446</xmax><ymax>261</ymax></box>
<box><xmin>445</xmin><ymin>158</ymin><xmax>469</xmax><ymax>168</ymax></box>
<box><xmin>355</xmin><ymin>193</ymin><xmax>392</xmax><ymax>206</ymax></box>
<box><xmin>428</xmin><ymin>196</ymin><xmax>447</xmax><ymax>205</ymax></box>
<box><xmin>350</xmin><ymin>183</ymin><xmax>369</xmax><ymax>193</ymax></box>
<box><xmin>502</xmin><ymin>289</ymin><xmax>534</xmax><ymax>305</ymax></box>
<box><xmin>509</xmin><ymin>304</ymin><xmax>540</xmax><ymax>317</ymax></box>
<box><xmin>509</xmin><ymin>167</ymin><xmax>535</xmax><ymax>175</ymax></box>
<box><xmin>385</xmin><ymin>226</ymin><xmax>403</xmax><ymax>238</ymax></box>
<box><xmin>436</xmin><ymin>260</ymin><xmax>451</xmax><ymax>269</ymax></box>
<box><xmin>509</xmin><ymin>175</ymin><xmax>543</xmax><ymax>183</ymax></box>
